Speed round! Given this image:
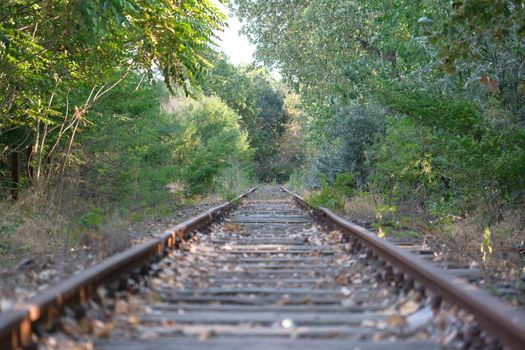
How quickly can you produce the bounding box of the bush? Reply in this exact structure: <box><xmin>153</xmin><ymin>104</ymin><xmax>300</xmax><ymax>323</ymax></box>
<box><xmin>304</xmin><ymin>102</ymin><xmax>385</xmax><ymax>189</ymax></box>
<box><xmin>371</xmin><ymin>86</ymin><xmax>525</xmax><ymax>221</ymax></box>
<box><xmin>79</xmin><ymin>76</ymin><xmax>176</xmax><ymax>207</ymax></box>
<box><xmin>80</xmin><ymin>78</ymin><xmax>254</xmax><ymax>206</ymax></box>
<box><xmin>307</xmin><ymin>172</ymin><xmax>356</xmax><ymax>209</ymax></box>
<box><xmin>163</xmin><ymin>96</ymin><xmax>253</xmax><ymax>195</ymax></box>
<box><xmin>213</xmin><ymin>160</ymin><xmax>254</xmax><ymax>201</ymax></box>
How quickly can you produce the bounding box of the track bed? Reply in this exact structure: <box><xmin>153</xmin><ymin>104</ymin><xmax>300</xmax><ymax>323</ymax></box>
<box><xmin>34</xmin><ymin>186</ymin><xmax>491</xmax><ymax>349</ymax></box>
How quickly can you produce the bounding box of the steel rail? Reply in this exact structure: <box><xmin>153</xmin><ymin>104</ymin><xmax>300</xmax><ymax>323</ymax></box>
<box><xmin>0</xmin><ymin>186</ymin><xmax>258</xmax><ymax>350</ymax></box>
<box><xmin>280</xmin><ymin>185</ymin><xmax>525</xmax><ymax>350</ymax></box>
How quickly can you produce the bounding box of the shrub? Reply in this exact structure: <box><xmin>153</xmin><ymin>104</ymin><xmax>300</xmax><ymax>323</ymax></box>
<box><xmin>213</xmin><ymin>160</ymin><xmax>254</xmax><ymax>201</ymax></box>
<box><xmin>308</xmin><ymin>172</ymin><xmax>356</xmax><ymax>209</ymax></box>
<box><xmin>371</xmin><ymin>86</ymin><xmax>525</xmax><ymax>222</ymax></box>
<box><xmin>164</xmin><ymin>96</ymin><xmax>253</xmax><ymax>195</ymax></box>
<box><xmin>304</xmin><ymin>102</ymin><xmax>385</xmax><ymax>189</ymax></box>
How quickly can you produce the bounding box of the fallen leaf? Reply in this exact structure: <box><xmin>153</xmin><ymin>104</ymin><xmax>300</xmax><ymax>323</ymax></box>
<box><xmin>223</xmin><ymin>223</ymin><xmax>243</xmax><ymax>232</ymax></box>
<box><xmin>114</xmin><ymin>299</ymin><xmax>128</xmax><ymax>314</ymax></box>
<box><xmin>128</xmin><ymin>315</ymin><xmax>141</xmax><ymax>326</ymax></box>
<box><xmin>386</xmin><ymin>314</ymin><xmax>407</xmax><ymax>327</ymax></box>
<box><xmin>336</xmin><ymin>273</ymin><xmax>347</xmax><ymax>285</ymax></box>
<box><xmin>92</xmin><ymin>319</ymin><xmax>113</xmax><ymax>338</ymax></box>
<box><xmin>480</xmin><ymin>75</ymin><xmax>498</xmax><ymax>93</ymax></box>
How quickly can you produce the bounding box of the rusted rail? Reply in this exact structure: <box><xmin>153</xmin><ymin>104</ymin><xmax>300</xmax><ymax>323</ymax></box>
<box><xmin>0</xmin><ymin>187</ymin><xmax>257</xmax><ymax>350</ymax></box>
<box><xmin>2</xmin><ymin>185</ymin><xmax>525</xmax><ymax>349</ymax></box>
<box><xmin>280</xmin><ymin>185</ymin><xmax>525</xmax><ymax>350</ymax></box>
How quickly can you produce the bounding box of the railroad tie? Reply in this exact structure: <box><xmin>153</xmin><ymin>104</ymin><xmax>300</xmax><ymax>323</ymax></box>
<box><xmin>90</xmin><ymin>186</ymin><xmax>453</xmax><ymax>350</ymax></box>
<box><xmin>22</xmin><ymin>185</ymin><xmax>523</xmax><ymax>349</ymax></box>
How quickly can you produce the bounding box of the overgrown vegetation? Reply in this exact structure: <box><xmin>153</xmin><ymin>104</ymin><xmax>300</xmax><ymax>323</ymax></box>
<box><xmin>2</xmin><ymin>0</ymin><xmax>524</xmax><ymax>284</ymax></box>
<box><xmin>233</xmin><ymin>0</ymin><xmax>525</xmax><ymax>268</ymax></box>
<box><xmin>200</xmin><ymin>55</ymin><xmax>294</xmax><ymax>182</ymax></box>
<box><xmin>0</xmin><ymin>1</ymin><xmax>300</xmax><ymax>265</ymax></box>
<box><xmin>1</xmin><ymin>0</ymin><xmax>225</xmax><ymax>200</ymax></box>
<box><xmin>0</xmin><ymin>1</ymin><xmax>262</xmax><ymax>264</ymax></box>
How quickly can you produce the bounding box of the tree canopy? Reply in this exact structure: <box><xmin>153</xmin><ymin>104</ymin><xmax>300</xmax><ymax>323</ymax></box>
<box><xmin>232</xmin><ymin>0</ymin><xmax>525</xmax><ymax>223</ymax></box>
<box><xmin>1</xmin><ymin>0</ymin><xmax>225</xmax><ymax>197</ymax></box>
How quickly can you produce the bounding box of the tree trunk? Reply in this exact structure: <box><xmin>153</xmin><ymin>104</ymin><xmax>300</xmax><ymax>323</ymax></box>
<box><xmin>11</xmin><ymin>151</ymin><xmax>19</xmax><ymax>200</ymax></box>
<box><xmin>26</xmin><ymin>145</ymin><xmax>34</xmax><ymax>183</ymax></box>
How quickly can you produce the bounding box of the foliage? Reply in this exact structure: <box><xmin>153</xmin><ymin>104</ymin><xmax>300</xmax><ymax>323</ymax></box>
<box><xmin>78</xmin><ymin>74</ymin><xmax>176</xmax><ymax>206</ymax></box>
<box><xmin>213</xmin><ymin>160</ymin><xmax>254</xmax><ymax>201</ymax></box>
<box><xmin>433</xmin><ymin>0</ymin><xmax>525</xmax><ymax>116</ymax></box>
<box><xmin>163</xmin><ymin>95</ymin><xmax>252</xmax><ymax>195</ymax></box>
<box><xmin>200</xmin><ymin>55</ymin><xmax>290</xmax><ymax>181</ymax></box>
<box><xmin>1</xmin><ymin>0</ymin><xmax>226</xmax><ymax>199</ymax></box>
<box><xmin>232</xmin><ymin>0</ymin><xmax>446</xmax><ymax>103</ymax></box>
<box><xmin>77</xmin><ymin>74</ymin><xmax>253</xmax><ymax>208</ymax></box>
<box><xmin>286</xmin><ymin>169</ymin><xmax>305</xmax><ymax>193</ymax></box>
<box><xmin>304</xmin><ymin>102</ymin><xmax>385</xmax><ymax>188</ymax></box>
<box><xmin>308</xmin><ymin>172</ymin><xmax>355</xmax><ymax>209</ymax></box>
<box><xmin>371</xmin><ymin>85</ymin><xmax>525</xmax><ymax>221</ymax></box>
<box><xmin>234</xmin><ymin>0</ymin><xmax>525</xmax><ymax>232</ymax></box>
<box><xmin>272</xmin><ymin>92</ymin><xmax>307</xmax><ymax>181</ymax></box>
<box><xmin>480</xmin><ymin>227</ymin><xmax>493</xmax><ymax>262</ymax></box>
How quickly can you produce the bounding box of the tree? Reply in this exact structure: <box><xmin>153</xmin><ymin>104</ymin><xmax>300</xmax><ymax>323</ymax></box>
<box><xmin>201</xmin><ymin>55</ymin><xmax>289</xmax><ymax>181</ymax></box>
<box><xmin>233</xmin><ymin>0</ymin><xmax>525</xmax><ymax>224</ymax></box>
<box><xmin>0</xmin><ymin>0</ymin><xmax>226</xmax><ymax>198</ymax></box>
<box><xmin>163</xmin><ymin>96</ymin><xmax>252</xmax><ymax>194</ymax></box>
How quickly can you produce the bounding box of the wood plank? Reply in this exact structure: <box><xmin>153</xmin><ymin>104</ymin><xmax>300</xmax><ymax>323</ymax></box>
<box><xmin>206</xmin><ymin>257</ymin><xmax>336</xmax><ymax>263</ymax></box>
<box><xmin>232</xmin><ymin>216</ymin><xmax>313</xmax><ymax>223</ymax></box>
<box><xmin>96</xmin><ymin>338</ymin><xmax>440</xmax><ymax>350</ymax></box>
<box><xmin>210</xmin><ymin>270</ymin><xmax>339</xmax><ymax>277</ymax></box>
<box><xmin>215</xmin><ymin>248</ymin><xmax>335</xmax><ymax>255</ymax></box>
<box><xmin>210</xmin><ymin>240</ymin><xmax>313</xmax><ymax>245</ymax></box>
<box><xmin>151</xmin><ymin>303</ymin><xmax>386</xmax><ymax>313</ymax></box>
<box><xmin>137</xmin><ymin>310</ymin><xmax>384</xmax><ymax>325</ymax></box>
<box><xmin>199</xmin><ymin>249</ymin><xmax>335</xmax><ymax>260</ymax></box>
<box><xmin>216</xmin><ymin>252</ymin><xmax>336</xmax><ymax>257</ymax></box>
<box><xmin>160</xmin><ymin>295</ymin><xmax>345</xmax><ymax>305</ymax></box>
<box><xmin>206</xmin><ymin>278</ymin><xmax>335</xmax><ymax>285</ymax></box>
<box><xmin>107</xmin><ymin>324</ymin><xmax>378</xmax><ymax>338</ymax></box>
<box><xmin>200</xmin><ymin>263</ymin><xmax>338</xmax><ymax>270</ymax></box>
<box><xmin>236</xmin><ymin>210</ymin><xmax>304</xmax><ymax>215</ymax></box>
<box><xmin>166</xmin><ymin>287</ymin><xmax>345</xmax><ymax>296</ymax></box>
<box><xmin>216</xmin><ymin>244</ymin><xmax>331</xmax><ymax>250</ymax></box>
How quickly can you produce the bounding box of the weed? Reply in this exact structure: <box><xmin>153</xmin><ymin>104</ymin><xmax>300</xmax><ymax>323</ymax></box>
<box><xmin>213</xmin><ymin>160</ymin><xmax>254</xmax><ymax>201</ymax></box>
<box><xmin>307</xmin><ymin>173</ymin><xmax>356</xmax><ymax>209</ymax></box>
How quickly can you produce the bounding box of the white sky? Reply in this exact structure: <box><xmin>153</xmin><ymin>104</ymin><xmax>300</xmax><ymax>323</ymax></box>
<box><xmin>214</xmin><ymin>2</ymin><xmax>256</xmax><ymax>65</ymax></box>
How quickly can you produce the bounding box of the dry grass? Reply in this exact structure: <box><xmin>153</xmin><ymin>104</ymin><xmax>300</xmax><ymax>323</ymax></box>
<box><xmin>342</xmin><ymin>193</ymin><xmax>379</xmax><ymax>225</ymax></box>
<box><xmin>439</xmin><ymin>210</ymin><xmax>525</xmax><ymax>276</ymax></box>
<box><xmin>0</xmin><ymin>186</ymin><xmax>131</xmax><ymax>269</ymax></box>
<box><xmin>0</xmin><ymin>190</ymin><xmax>68</xmax><ymax>267</ymax></box>
<box><xmin>340</xmin><ymin>192</ymin><xmax>524</xmax><ymax>280</ymax></box>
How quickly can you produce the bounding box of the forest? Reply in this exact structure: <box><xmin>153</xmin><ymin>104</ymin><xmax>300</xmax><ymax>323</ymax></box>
<box><xmin>1</xmin><ymin>1</ymin><xmax>524</xmax><ymax>277</ymax></box>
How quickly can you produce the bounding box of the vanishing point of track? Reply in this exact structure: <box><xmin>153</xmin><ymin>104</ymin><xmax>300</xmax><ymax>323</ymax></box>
<box><xmin>0</xmin><ymin>185</ymin><xmax>524</xmax><ymax>349</ymax></box>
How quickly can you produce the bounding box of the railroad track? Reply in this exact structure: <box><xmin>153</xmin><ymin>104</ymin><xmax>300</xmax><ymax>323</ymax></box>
<box><xmin>1</xmin><ymin>185</ymin><xmax>524</xmax><ymax>349</ymax></box>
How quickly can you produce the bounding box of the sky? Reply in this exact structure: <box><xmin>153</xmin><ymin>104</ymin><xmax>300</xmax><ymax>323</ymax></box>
<box><xmin>214</xmin><ymin>2</ymin><xmax>256</xmax><ymax>65</ymax></box>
